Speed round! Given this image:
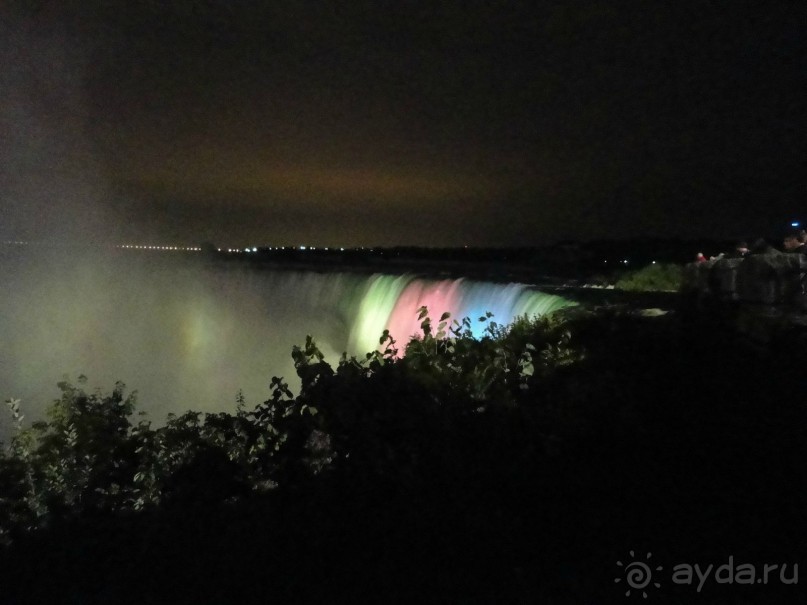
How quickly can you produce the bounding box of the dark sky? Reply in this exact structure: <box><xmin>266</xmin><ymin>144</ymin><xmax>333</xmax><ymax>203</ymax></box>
<box><xmin>1</xmin><ymin>0</ymin><xmax>804</xmax><ymax>247</ymax></box>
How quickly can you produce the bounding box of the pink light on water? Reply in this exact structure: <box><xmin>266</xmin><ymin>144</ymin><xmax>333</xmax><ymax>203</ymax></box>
<box><xmin>385</xmin><ymin>279</ymin><xmax>464</xmax><ymax>346</ymax></box>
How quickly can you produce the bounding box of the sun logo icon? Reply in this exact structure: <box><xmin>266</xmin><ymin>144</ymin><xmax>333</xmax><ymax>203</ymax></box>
<box><xmin>615</xmin><ymin>551</ymin><xmax>663</xmax><ymax>598</ymax></box>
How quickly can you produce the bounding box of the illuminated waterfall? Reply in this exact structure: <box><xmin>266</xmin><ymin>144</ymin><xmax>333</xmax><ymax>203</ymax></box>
<box><xmin>350</xmin><ymin>276</ymin><xmax>571</xmax><ymax>351</ymax></box>
<box><xmin>0</xmin><ymin>255</ymin><xmax>574</xmax><ymax>430</ymax></box>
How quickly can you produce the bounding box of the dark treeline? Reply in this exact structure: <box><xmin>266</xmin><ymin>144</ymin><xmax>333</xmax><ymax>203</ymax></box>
<box><xmin>2</xmin><ymin>238</ymin><xmax>719</xmax><ymax>285</ymax></box>
<box><xmin>200</xmin><ymin>238</ymin><xmax>729</xmax><ymax>285</ymax></box>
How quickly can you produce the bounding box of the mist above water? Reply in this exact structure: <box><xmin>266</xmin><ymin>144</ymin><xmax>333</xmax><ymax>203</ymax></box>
<box><xmin>0</xmin><ymin>247</ymin><xmax>572</xmax><ymax>437</ymax></box>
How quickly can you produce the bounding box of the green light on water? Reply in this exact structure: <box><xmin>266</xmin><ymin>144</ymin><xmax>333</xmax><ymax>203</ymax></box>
<box><xmin>348</xmin><ymin>274</ymin><xmax>414</xmax><ymax>354</ymax></box>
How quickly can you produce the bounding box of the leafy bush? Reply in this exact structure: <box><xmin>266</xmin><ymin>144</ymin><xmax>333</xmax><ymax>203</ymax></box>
<box><xmin>614</xmin><ymin>262</ymin><xmax>683</xmax><ymax>291</ymax></box>
<box><xmin>0</xmin><ymin>307</ymin><xmax>583</xmax><ymax>542</ymax></box>
<box><xmin>4</xmin><ymin>306</ymin><xmax>805</xmax><ymax>604</ymax></box>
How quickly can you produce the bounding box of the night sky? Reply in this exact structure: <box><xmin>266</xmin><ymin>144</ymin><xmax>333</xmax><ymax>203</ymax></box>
<box><xmin>1</xmin><ymin>1</ymin><xmax>804</xmax><ymax>247</ymax></box>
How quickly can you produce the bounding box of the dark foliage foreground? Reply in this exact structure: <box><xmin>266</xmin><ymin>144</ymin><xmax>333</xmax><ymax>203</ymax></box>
<box><xmin>1</xmin><ymin>307</ymin><xmax>805</xmax><ymax>604</ymax></box>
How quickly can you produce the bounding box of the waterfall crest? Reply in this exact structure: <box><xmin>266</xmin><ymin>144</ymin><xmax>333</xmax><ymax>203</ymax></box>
<box><xmin>0</xmin><ymin>252</ymin><xmax>573</xmax><ymax>429</ymax></box>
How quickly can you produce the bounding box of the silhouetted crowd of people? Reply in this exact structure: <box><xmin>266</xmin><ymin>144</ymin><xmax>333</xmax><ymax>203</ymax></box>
<box><xmin>695</xmin><ymin>230</ymin><xmax>807</xmax><ymax>263</ymax></box>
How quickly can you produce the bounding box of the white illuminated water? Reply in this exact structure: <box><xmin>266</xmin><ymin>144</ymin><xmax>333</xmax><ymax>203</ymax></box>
<box><xmin>0</xmin><ymin>250</ymin><xmax>572</xmax><ymax>434</ymax></box>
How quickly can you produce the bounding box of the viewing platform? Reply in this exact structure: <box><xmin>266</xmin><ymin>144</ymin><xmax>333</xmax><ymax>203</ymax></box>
<box><xmin>681</xmin><ymin>252</ymin><xmax>807</xmax><ymax>343</ymax></box>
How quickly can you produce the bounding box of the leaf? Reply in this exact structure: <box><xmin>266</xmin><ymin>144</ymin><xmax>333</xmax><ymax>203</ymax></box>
<box><xmin>439</xmin><ymin>311</ymin><xmax>451</xmax><ymax>322</ymax></box>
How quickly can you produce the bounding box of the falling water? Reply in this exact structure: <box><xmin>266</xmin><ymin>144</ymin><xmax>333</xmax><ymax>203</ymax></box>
<box><xmin>0</xmin><ymin>250</ymin><xmax>572</xmax><ymax>432</ymax></box>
